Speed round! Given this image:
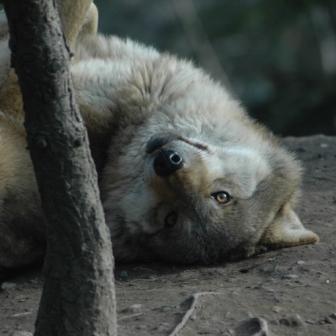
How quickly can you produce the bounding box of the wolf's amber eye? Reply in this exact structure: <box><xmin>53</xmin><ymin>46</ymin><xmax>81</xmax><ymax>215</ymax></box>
<box><xmin>211</xmin><ymin>191</ymin><xmax>232</xmax><ymax>204</ymax></box>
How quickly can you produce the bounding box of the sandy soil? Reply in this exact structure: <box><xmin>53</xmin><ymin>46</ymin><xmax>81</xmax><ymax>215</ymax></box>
<box><xmin>0</xmin><ymin>135</ymin><xmax>335</xmax><ymax>336</ymax></box>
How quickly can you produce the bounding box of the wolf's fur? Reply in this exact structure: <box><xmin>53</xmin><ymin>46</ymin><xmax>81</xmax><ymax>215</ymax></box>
<box><xmin>0</xmin><ymin>4</ymin><xmax>318</xmax><ymax>269</ymax></box>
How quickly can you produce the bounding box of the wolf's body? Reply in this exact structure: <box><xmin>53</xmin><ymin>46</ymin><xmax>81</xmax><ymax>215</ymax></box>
<box><xmin>0</xmin><ymin>4</ymin><xmax>318</xmax><ymax>270</ymax></box>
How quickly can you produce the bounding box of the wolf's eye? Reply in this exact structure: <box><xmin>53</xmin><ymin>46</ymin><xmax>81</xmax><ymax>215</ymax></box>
<box><xmin>211</xmin><ymin>191</ymin><xmax>232</xmax><ymax>205</ymax></box>
<box><xmin>164</xmin><ymin>211</ymin><xmax>178</xmax><ymax>228</ymax></box>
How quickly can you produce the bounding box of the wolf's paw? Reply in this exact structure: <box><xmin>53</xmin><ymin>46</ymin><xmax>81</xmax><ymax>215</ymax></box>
<box><xmin>260</xmin><ymin>204</ymin><xmax>319</xmax><ymax>249</ymax></box>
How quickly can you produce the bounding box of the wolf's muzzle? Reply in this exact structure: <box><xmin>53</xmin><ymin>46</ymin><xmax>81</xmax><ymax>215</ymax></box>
<box><xmin>153</xmin><ymin>149</ymin><xmax>183</xmax><ymax>177</ymax></box>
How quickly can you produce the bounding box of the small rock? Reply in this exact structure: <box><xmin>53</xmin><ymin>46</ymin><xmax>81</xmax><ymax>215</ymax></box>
<box><xmin>121</xmin><ymin>303</ymin><xmax>142</xmax><ymax>314</ymax></box>
<box><xmin>305</xmin><ymin>319</ymin><xmax>315</xmax><ymax>325</ymax></box>
<box><xmin>11</xmin><ymin>332</ymin><xmax>33</xmax><ymax>336</ymax></box>
<box><xmin>11</xmin><ymin>312</ymin><xmax>32</xmax><ymax>318</ymax></box>
<box><xmin>296</xmin><ymin>260</ymin><xmax>305</xmax><ymax>265</ymax></box>
<box><xmin>317</xmin><ymin>316</ymin><xmax>334</xmax><ymax>325</ymax></box>
<box><xmin>190</xmin><ymin>312</ymin><xmax>197</xmax><ymax>321</ymax></box>
<box><xmin>1</xmin><ymin>282</ymin><xmax>16</xmax><ymax>290</ymax></box>
<box><xmin>234</xmin><ymin>317</ymin><xmax>270</xmax><ymax>336</ymax></box>
<box><xmin>282</xmin><ymin>274</ymin><xmax>298</xmax><ymax>280</ymax></box>
<box><xmin>320</xmin><ymin>143</ymin><xmax>328</xmax><ymax>148</ymax></box>
<box><xmin>272</xmin><ymin>306</ymin><xmax>282</xmax><ymax>313</ymax></box>
<box><xmin>279</xmin><ymin>314</ymin><xmax>304</xmax><ymax>327</ymax></box>
<box><xmin>330</xmin><ymin>313</ymin><xmax>336</xmax><ymax>320</ymax></box>
<box><xmin>323</xmin><ymin>317</ymin><xmax>333</xmax><ymax>324</ymax></box>
<box><xmin>157</xmin><ymin>305</ymin><xmax>171</xmax><ymax>313</ymax></box>
<box><xmin>263</xmin><ymin>287</ymin><xmax>275</xmax><ymax>294</ymax></box>
<box><xmin>16</xmin><ymin>296</ymin><xmax>28</xmax><ymax>302</ymax></box>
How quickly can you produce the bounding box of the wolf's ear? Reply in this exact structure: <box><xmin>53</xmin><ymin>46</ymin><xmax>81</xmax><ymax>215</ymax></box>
<box><xmin>260</xmin><ymin>204</ymin><xmax>319</xmax><ymax>248</ymax></box>
<box><xmin>77</xmin><ymin>3</ymin><xmax>98</xmax><ymax>42</ymax></box>
<box><xmin>56</xmin><ymin>0</ymin><xmax>95</xmax><ymax>49</ymax></box>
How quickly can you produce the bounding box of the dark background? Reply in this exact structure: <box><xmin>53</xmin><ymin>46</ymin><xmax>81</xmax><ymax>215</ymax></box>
<box><xmin>95</xmin><ymin>0</ymin><xmax>336</xmax><ymax>136</ymax></box>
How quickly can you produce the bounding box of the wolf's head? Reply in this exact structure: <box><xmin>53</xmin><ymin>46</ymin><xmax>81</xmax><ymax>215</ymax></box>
<box><xmin>102</xmin><ymin>127</ymin><xmax>318</xmax><ymax>264</ymax></box>
<box><xmin>94</xmin><ymin>51</ymin><xmax>318</xmax><ymax>264</ymax></box>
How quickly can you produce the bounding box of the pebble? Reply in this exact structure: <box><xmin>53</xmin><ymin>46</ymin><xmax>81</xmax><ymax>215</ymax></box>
<box><xmin>305</xmin><ymin>319</ymin><xmax>315</xmax><ymax>325</ymax></box>
<box><xmin>263</xmin><ymin>286</ymin><xmax>275</xmax><ymax>294</ymax></box>
<box><xmin>157</xmin><ymin>305</ymin><xmax>171</xmax><ymax>313</ymax></box>
<box><xmin>234</xmin><ymin>317</ymin><xmax>270</xmax><ymax>336</ymax></box>
<box><xmin>16</xmin><ymin>296</ymin><xmax>28</xmax><ymax>303</ymax></box>
<box><xmin>282</xmin><ymin>274</ymin><xmax>298</xmax><ymax>280</ymax></box>
<box><xmin>11</xmin><ymin>332</ymin><xmax>33</xmax><ymax>336</ymax></box>
<box><xmin>272</xmin><ymin>306</ymin><xmax>282</xmax><ymax>313</ymax></box>
<box><xmin>121</xmin><ymin>303</ymin><xmax>143</xmax><ymax>314</ymax></box>
<box><xmin>279</xmin><ymin>314</ymin><xmax>304</xmax><ymax>327</ymax></box>
<box><xmin>190</xmin><ymin>313</ymin><xmax>197</xmax><ymax>321</ymax></box>
<box><xmin>11</xmin><ymin>312</ymin><xmax>32</xmax><ymax>318</ymax></box>
<box><xmin>323</xmin><ymin>317</ymin><xmax>333</xmax><ymax>324</ymax></box>
<box><xmin>1</xmin><ymin>282</ymin><xmax>16</xmax><ymax>290</ymax></box>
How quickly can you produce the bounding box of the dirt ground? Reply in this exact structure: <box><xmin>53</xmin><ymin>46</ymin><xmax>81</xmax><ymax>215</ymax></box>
<box><xmin>0</xmin><ymin>135</ymin><xmax>335</xmax><ymax>336</ymax></box>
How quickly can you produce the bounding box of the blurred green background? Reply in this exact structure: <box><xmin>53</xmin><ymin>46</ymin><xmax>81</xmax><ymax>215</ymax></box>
<box><xmin>95</xmin><ymin>0</ymin><xmax>336</xmax><ymax>136</ymax></box>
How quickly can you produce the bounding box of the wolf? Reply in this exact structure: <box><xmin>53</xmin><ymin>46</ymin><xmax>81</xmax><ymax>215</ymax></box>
<box><xmin>0</xmin><ymin>1</ymin><xmax>318</xmax><ymax>271</ymax></box>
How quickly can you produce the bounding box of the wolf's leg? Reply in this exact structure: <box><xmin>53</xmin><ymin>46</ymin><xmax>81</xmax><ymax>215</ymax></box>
<box><xmin>0</xmin><ymin>120</ymin><xmax>45</xmax><ymax>271</ymax></box>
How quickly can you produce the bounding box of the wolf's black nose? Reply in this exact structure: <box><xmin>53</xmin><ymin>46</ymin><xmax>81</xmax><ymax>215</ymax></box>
<box><xmin>153</xmin><ymin>149</ymin><xmax>183</xmax><ymax>177</ymax></box>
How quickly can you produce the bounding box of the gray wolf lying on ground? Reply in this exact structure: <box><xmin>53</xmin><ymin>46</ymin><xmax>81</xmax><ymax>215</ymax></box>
<box><xmin>0</xmin><ymin>1</ymin><xmax>318</xmax><ymax>271</ymax></box>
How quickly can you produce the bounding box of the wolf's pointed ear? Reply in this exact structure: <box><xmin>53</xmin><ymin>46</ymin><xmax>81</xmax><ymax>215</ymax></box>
<box><xmin>260</xmin><ymin>204</ymin><xmax>319</xmax><ymax>248</ymax></box>
<box><xmin>77</xmin><ymin>3</ymin><xmax>99</xmax><ymax>41</ymax></box>
<box><xmin>56</xmin><ymin>0</ymin><xmax>95</xmax><ymax>49</ymax></box>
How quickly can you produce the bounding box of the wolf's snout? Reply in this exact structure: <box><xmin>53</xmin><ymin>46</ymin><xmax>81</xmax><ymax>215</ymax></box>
<box><xmin>153</xmin><ymin>149</ymin><xmax>183</xmax><ymax>177</ymax></box>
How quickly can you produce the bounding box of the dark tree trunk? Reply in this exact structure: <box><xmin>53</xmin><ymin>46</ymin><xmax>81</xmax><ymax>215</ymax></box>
<box><xmin>3</xmin><ymin>1</ymin><xmax>117</xmax><ymax>335</ymax></box>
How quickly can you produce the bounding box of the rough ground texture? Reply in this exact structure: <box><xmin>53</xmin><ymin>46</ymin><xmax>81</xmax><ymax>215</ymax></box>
<box><xmin>0</xmin><ymin>135</ymin><xmax>335</xmax><ymax>336</ymax></box>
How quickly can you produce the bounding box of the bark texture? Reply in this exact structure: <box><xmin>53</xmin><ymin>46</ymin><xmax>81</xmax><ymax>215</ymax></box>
<box><xmin>3</xmin><ymin>1</ymin><xmax>117</xmax><ymax>335</ymax></box>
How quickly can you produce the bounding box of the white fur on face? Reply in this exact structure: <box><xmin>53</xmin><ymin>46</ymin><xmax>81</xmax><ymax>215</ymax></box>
<box><xmin>118</xmin><ymin>183</ymin><xmax>160</xmax><ymax>235</ymax></box>
<box><xmin>206</xmin><ymin>145</ymin><xmax>271</xmax><ymax>199</ymax></box>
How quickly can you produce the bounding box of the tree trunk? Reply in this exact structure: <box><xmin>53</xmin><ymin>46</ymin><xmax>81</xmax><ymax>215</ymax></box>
<box><xmin>3</xmin><ymin>1</ymin><xmax>117</xmax><ymax>335</ymax></box>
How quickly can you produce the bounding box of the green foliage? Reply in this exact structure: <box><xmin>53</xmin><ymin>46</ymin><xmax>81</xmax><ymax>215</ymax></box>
<box><xmin>95</xmin><ymin>0</ymin><xmax>336</xmax><ymax>135</ymax></box>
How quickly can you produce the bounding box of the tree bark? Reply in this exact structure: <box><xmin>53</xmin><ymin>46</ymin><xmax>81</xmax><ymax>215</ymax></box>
<box><xmin>3</xmin><ymin>1</ymin><xmax>117</xmax><ymax>335</ymax></box>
